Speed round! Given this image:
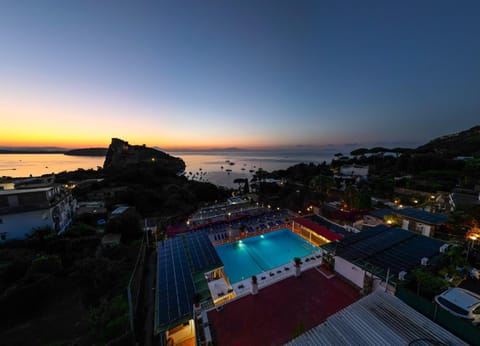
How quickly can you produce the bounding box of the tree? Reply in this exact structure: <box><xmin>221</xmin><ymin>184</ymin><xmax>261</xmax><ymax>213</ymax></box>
<box><xmin>350</xmin><ymin>148</ymin><xmax>369</xmax><ymax>156</ymax></box>
<box><xmin>28</xmin><ymin>225</ymin><xmax>54</xmax><ymax>240</ymax></box>
<box><xmin>105</xmin><ymin>212</ymin><xmax>142</xmax><ymax>243</ymax></box>
<box><xmin>310</xmin><ymin>175</ymin><xmax>335</xmax><ymax>204</ymax></box>
<box><xmin>357</xmin><ymin>187</ymin><xmax>372</xmax><ymax>210</ymax></box>
<box><xmin>411</xmin><ymin>268</ymin><xmax>448</xmax><ymax>299</ymax></box>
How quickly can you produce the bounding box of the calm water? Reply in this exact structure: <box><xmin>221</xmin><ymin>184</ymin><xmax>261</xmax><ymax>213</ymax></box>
<box><xmin>168</xmin><ymin>150</ymin><xmax>334</xmax><ymax>187</ymax></box>
<box><xmin>0</xmin><ymin>149</ymin><xmax>334</xmax><ymax>187</ymax></box>
<box><xmin>0</xmin><ymin>154</ymin><xmax>104</xmax><ymax>178</ymax></box>
<box><xmin>215</xmin><ymin>229</ymin><xmax>318</xmax><ymax>283</ymax></box>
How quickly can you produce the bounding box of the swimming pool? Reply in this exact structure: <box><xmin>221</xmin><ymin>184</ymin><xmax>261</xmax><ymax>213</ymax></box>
<box><xmin>215</xmin><ymin>229</ymin><xmax>318</xmax><ymax>283</ymax></box>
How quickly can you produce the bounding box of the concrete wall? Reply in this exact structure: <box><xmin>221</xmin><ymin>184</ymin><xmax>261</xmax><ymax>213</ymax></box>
<box><xmin>0</xmin><ymin>197</ymin><xmax>75</xmax><ymax>241</ymax></box>
<box><xmin>0</xmin><ymin>209</ymin><xmax>53</xmax><ymax>241</ymax></box>
<box><xmin>334</xmin><ymin>256</ymin><xmax>365</xmax><ymax>289</ymax></box>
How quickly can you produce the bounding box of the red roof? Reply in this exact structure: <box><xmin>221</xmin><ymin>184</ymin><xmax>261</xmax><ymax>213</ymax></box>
<box><xmin>293</xmin><ymin>217</ymin><xmax>343</xmax><ymax>241</ymax></box>
<box><xmin>208</xmin><ymin>268</ymin><xmax>360</xmax><ymax>345</ymax></box>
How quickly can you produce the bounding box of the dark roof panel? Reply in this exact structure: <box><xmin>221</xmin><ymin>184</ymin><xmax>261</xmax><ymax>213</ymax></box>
<box><xmin>186</xmin><ymin>230</ymin><xmax>223</xmax><ymax>273</ymax></box>
<box><xmin>156</xmin><ymin>237</ymin><xmax>195</xmax><ymax>332</ymax></box>
<box><xmin>335</xmin><ymin>225</ymin><xmax>445</xmax><ymax>275</ymax></box>
<box><xmin>156</xmin><ymin>230</ymin><xmax>224</xmax><ymax>334</ymax></box>
<box><xmin>396</xmin><ymin>208</ymin><xmax>448</xmax><ymax>225</ymax></box>
<box><xmin>369</xmin><ymin>209</ymin><xmax>394</xmax><ymax>219</ymax></box>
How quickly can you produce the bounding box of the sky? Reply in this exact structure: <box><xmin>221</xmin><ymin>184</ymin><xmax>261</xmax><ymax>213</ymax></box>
<box><xmin>1</xmin><ymin>1</ymin><xmax>479</xmax><ymax>150</ymax></box>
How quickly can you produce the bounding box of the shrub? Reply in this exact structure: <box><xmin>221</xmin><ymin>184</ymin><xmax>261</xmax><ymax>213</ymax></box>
<box><xmin>29</xmin><ymin>255</ymin><xmax>63</xmax><ymax>275</ymax></box>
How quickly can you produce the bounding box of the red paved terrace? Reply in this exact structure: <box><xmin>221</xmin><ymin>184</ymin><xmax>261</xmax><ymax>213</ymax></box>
<box><xmin>208</xmin><ymin>268</ymin><xmax>360</xmax><ymax>346</ymax></box>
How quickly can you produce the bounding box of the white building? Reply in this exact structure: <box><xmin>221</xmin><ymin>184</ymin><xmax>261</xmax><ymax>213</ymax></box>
<box><xmin>0</xmin><ymin>186</ymin><xmax>76</xmax><ymax>241</ymax></box>
<box><xmin>339</xmin><ymin>165</ymin><xmax>369</xmax><ymax>178</ymax></box>
<box><xmin>335</xmin><ymin>165</ymin><xmax>369</xmax><ymax>185</ymax></box>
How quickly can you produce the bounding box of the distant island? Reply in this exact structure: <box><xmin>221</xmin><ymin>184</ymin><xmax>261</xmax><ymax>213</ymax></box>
<box><xmin>64</xmin><ymin>148</ymin><xmax>108</xmax><ymax>157</ymax></box>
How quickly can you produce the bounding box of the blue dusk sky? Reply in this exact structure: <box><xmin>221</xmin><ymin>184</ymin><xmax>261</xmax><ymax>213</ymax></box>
<box><xmin>0</xmin><ymin>1</ymin><xmax>479</xmax><ymax>149</ymax></box>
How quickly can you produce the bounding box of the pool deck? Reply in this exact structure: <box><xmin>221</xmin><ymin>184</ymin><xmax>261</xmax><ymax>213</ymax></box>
<box><xmin>207</xmin><ymin>268</ymin><xmax>361</xmax><ymax>346</ymax></box>
<box><xmin>230</xmin><ymin>250</ymin><xmax>323</xmax><ymax>298</ymax></box>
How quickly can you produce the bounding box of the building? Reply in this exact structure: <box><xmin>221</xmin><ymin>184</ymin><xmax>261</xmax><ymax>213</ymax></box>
<box><xmin>286</xmin><ymin>291</ymin><xmax>467</xmax><ymax>345</ymax></box>
<box><xmin>291</xmin><ymin>216</ymin><xmax>344</xmax><ymax>246</ymax></box>
<box><xmin>354</xmin><ymin>208</ymin><xmax>394</xmax><ymax>229</ymax></box>
<box><xmin>395</xmin><ymin>207</ymin><xmax>448</xmax><ymax>237</ymax></box>
<box><xmin>0</xmin><ymin>185</ymin><xmax>76</xmax><ymax>241</ymax></box>
<box><xmin>335</xmin><ymin>164</ymin><xmax>369</xmax><ymax>183</ymax></box>
<box><xmin>156</xmin><ymin>230</ymin><xmax>227</xmax><ymax>345</ymax></box>
<box><xmin>449</xmin><ymin>189</ymin><xmax>480</xmax><ymax>211</ymax></box>
<box><xmin>323</xmin><ymin>225</ymin><xmax>446</xmax><ymax>293</ymax></box>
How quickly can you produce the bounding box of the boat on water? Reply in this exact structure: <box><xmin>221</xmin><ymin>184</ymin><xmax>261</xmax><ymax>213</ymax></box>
<box><xmin>241</xmin><ymin>168</ymin><xmax>245</xmax><ymax>170</ymax></box>
<box><xmin>249</xmin><ymin>169</ymin><xmax>254</xmax><ymax>173</ymax></box>
<box><xmin>229</xmin><ymin>162</ymin><xmax>235</xmax><ymax>166</ymax></box>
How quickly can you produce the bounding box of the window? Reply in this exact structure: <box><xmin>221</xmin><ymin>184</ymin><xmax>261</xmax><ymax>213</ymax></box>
<box><xmin>438</xmin><ymin>297</ymin><xmax>469</xmax><ymax>316</ymax></box>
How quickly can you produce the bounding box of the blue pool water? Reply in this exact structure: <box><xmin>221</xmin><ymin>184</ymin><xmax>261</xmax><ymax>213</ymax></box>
<box><xmin>215</xmin><ymin>229</ymin><xmax>318</xmax><ymax>283</ymax></box>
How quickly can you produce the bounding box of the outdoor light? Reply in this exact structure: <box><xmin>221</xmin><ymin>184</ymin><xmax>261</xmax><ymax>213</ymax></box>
<box><xmin>261</xmin><ymin>235</ymin><xmax>264</xmax><ymax>238</ymax></box>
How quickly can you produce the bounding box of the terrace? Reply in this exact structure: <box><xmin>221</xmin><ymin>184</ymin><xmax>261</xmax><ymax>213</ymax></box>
<box><xmin>207</xmin><ymin>268</ymin><xmax>360</xmax><ymax>346</ymax></box>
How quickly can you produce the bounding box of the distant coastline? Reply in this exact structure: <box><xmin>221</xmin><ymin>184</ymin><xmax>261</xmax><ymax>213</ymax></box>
<box><xmin>64</xmin><ymin>148</ymin><xmax>108</xmax><ymax>157</ymax></box>
<box><xmin>0</xmin><ymin>148</ymin><xmax>108</xmax><ymax>157</ymax></box>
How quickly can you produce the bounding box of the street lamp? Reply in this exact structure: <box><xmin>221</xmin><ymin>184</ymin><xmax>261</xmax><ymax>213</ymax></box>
<box><xmin>466</xmin><ymin>235</ymin><xmax>477</xmax><ymax>262</ymax></box>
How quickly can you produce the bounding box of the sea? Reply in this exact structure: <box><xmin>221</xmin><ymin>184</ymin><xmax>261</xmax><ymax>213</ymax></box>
<box><xmin>0</xmin><ymin>150</ymin><xmax>336</xmax><ymax>188</ymax></box>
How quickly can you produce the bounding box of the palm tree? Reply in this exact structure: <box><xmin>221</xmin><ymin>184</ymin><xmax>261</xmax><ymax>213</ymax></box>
<box><xmin>294</xmin><ymin>257</ymin><xmax>302</xmax><ymax>277</ymax></box>
<box><xmin>251</xmin><ymin>275</ymin><xmax>258</xmax><ymax>295</ymax></box>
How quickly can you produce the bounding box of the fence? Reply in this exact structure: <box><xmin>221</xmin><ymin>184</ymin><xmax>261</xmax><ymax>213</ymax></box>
<box><xmin>127</xmin><ymin>233</ymin><xmax>148</xmax><ymax>341</ymax></box>
<box><xmin>395</xmin><ymin>286</ymin><xmax>480</xmax><ymax>345</ymax></box>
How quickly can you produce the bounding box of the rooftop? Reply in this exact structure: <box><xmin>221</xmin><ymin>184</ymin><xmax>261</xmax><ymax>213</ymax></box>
<box><xmin>369</xmin><ymin>208</ymin><xmax>394</xmax><ymax>219</ymax></box>
<box><xmin>293</xmin><ymin>217</ymin><xmax>343</xmax><ymax>241</ymax></box>
<box><xmin>332</xmin><ymin>225</ymin><xmax>445</xmax><ymax>276</ymax></box>
<box><xmin>396</xmin><ymin>207</ymin><xmax>448</xmax><ymax>225</ymax></box>
<box><xmin>0</xmin><ymin>186</ymin><xmax>54</xmax><ymax>196</ymax></box>
<box><xmin>305</xmin><ymin>214</ymin><xmax>348</xmax><ymax>236</ymax></box>
<box><xmin>286</xmin><ymin>291</ymin><xmax>468</xmax><ymax>345</ymax></box>
<box><xmin>208</xmin><ymin>268</ymin><xmax>360</xmax><ymax>346</ymax></box>
<box><xmin>155</xmin><ymin>231</ymin><xmax>223</xmax><ymax>334</ymax></box>
<box><xmin>111</xmin><ymin>206</ymin><xmax>130</xmax><ymax>216</ymax></box>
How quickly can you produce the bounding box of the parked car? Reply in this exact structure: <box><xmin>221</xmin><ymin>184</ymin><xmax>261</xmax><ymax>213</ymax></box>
<box><xmin>435</xmin><ymin>287</ymin><xmax>480</xmax><ymax>325</ymax></box>
<box><xmin>471</xmin><ymin>268</ymin><xmax>479</xmax><ymax>280</ymax></box>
